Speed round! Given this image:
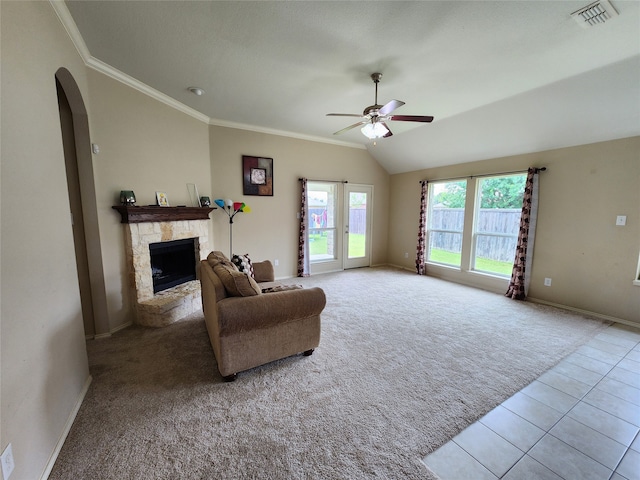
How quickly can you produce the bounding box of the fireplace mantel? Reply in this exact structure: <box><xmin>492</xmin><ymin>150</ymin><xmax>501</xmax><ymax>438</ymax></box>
<box><xmin>112</xmin><ymin>205</ymin><xmax>216</xmax><ymax>224</ymax></box>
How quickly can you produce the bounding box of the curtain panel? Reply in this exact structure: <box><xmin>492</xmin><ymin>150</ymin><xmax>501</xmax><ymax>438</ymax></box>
<box><xmin>416</xmin><ymin>180</ymin><xmax>428</xmax><ymax>275</ymax></box>
<box><xmin>505</xmin><ymin>167</ymin><xmax>541</xmax><ymax>300</ymax></box>
<box><xmin>297</xmin><ymin>178</ymin><xmax>310</xmax><ymax>277</ymax></box>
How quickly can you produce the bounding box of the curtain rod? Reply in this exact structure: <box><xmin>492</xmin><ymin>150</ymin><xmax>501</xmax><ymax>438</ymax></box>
<box><xmin>299</xmin><ymin>178</ymin><xmax>348</xmax><ymax>183</ymax></box>
<box><xmin>419</xmin><ymin>167</ymin><xmax>546</xmax><ymax>184</ymax></box>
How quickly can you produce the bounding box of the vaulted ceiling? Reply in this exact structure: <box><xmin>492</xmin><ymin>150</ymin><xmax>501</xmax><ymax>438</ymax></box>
<box><xmin>64</xmin><ymin>0</ymin><xmax>640</xmax><ymax>174</ymax></box>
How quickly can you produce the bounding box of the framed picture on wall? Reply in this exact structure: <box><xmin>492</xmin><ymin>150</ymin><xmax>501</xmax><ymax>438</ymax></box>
<box><xmin>156</xmin><ymin>191</ymin><xmax>169</xmax><ymax>206</ymax></box>
<box><xmin>242</xmin><ymin>155</ymin><xmax>273</xmax><ymax>196</ymax></box>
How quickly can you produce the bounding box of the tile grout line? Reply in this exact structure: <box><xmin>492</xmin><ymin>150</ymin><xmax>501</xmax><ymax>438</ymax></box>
<box><xmin>424</xmin><ymin>325</ymin><xmax>640</xmax><ymax>480</ymax></box>
<box><xmin>490</xmin><ymin>328</ymin><xmax>640</xmax><ymax>478</ymax></box>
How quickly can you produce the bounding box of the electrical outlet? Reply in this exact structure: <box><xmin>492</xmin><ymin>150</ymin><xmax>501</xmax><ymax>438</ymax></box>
<box><xmin>1</xmin><ymin>443</ymin><xmax>15</xmax><ymax>480</ymax></box>
<box><xmin>404</xmin><ymin>252</ymin><xmax>409</xmax><ymax>258</ymax></box>
<box><xmin>274</xmin><ymin>259</ymin><xmax>279</xmax><ymax>266</ymax></box>
<box><xmin>616</xmin><ymin>215</ymin><xmax>627</xmax><ymax>226</ymax></box>
<box><xmin>544</xmin><ymin>278</ymin><xmax>552</xmax><ymax>287</ymax></box>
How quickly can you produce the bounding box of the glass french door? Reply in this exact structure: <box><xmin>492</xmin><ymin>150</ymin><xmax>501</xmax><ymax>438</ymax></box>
<box><xmin>307</xmin><ymin>182</ymin><xmax>373</xmax><ymax>273</ymax></box>
<box><xmin>308</xmin><ymin>182</ymin><xmax>342</xmax><ymax>274</ymax></box>
<box><xmin>343</xmin><ymin>184</ymin><xmax>372</xmax><ymax>269</ymax></box>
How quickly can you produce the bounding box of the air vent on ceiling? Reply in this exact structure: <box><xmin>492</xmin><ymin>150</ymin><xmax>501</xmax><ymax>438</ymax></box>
<box><xmin>571</xmin><ymin>0</ymin><xmax>618</xmax><ymax>27</ymax></box>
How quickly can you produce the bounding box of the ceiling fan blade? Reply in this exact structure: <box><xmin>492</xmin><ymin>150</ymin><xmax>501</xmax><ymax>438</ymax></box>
<box><xmin>379</xmin><ymin>99</ymin><xmax>405</xmax><ymax>116</ymax></box>
<box><xmin>332</xmin><ymin>120</ymin><xmax>367</xmax><ymax>135</ymax></box>
<box><xmin>326</xmin><ymin>113</ymin><xmax>366</xmax><ymax>118</ymax></box>
<box><xmin>382</xmin><ymin>123</ymin><xmax>393</xmax><ymax>138</ymax></box>
<box><xmin>388</xmin><ymin>114</ymin><xmax>434</xmax><ymax>123</ymax></box>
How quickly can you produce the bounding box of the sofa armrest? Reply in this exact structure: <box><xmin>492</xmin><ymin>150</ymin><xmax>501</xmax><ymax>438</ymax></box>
<box><xmin>253</xmin><ymin>260</ymin><xmax>275</xmax><ymax>283</ymax></box>
<box><xmin>217</xmin><ymin>287</ymin><xmax>326</xmax><ymax>336</ymax></box>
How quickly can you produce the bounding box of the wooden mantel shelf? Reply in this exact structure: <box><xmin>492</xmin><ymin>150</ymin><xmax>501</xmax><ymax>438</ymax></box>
<box><xmin>112</xmin><ymin>205</ymin><xmax>216</xmax><ymax>224</ymax></box>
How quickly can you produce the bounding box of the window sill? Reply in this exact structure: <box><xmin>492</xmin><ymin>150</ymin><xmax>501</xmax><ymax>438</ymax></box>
<box><xmin>468</xmin><ymin>270</ymin><xmax>510</xmax><ymax>281</ymax></box>
<box><xmin>426</xmin><ymin>261</ymin><xmax>461</xmax><ymax>272</ymax></box>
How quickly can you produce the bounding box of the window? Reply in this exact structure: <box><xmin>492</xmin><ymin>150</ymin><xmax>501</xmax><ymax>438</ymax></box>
<box><xmin>347</xmin><ymin>191</ymin><xmax>367</xmax><ymax>259</ymax></box>
<box><xmin>427</xmin><ymin>180</ymin><xmax>467</xmax><ymax>267</ymax></box>
<box><xmin>307</xmin><ymin>182</ymin><xmax>337</xmax><ymax>262</ymax></box>
<box><xmin>472</xmin><ymin>174</ymin><xmax>527</xmax><ymax>276</ymax></box>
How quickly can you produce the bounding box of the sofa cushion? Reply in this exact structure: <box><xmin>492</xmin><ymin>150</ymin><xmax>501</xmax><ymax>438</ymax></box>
<box><xmin>213</xmin><ymin>264</ymin><xmax>261</xmax><ymax>297</ymax></box>
<box><xmin>207</xmin><ymin>251</ymin><xmax>237</xmax><ymax>270</ymax></box>
<box><xmin>262</xmin><ymin>284</ymin><xmax>303</xmax><ymax>293</ymax></box>
<box><xmin>231</xmin><ymin>253</ymin><xmax>254</xmax><ymax>278</ymax></box>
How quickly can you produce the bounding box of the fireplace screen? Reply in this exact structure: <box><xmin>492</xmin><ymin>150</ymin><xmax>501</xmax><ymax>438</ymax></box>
<box><xmin>149</xmin><ymin>238</ymin><xmax>197</xmax><ymax>293</ymax></box>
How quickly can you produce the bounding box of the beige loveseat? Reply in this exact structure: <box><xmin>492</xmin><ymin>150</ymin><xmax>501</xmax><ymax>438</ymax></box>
<box><xmin>200</xmin><ymin>251</ymin><xmax>326</xmax><ymax>381</ymax></box>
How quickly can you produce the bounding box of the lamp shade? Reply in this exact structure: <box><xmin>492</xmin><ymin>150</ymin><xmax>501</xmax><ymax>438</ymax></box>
<box><xmin>214</xmin><ymin>198</ymin><xmax>226</xmax><ymax>208</ymax></box>
<box><xmin>361</xmin><ymin>122</ymin><xmax>388</xmax><ymax>139</ymax></box>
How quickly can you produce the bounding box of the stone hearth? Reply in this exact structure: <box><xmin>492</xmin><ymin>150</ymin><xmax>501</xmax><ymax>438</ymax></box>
<box><xmin>122</xmin><ymin>218</ymin><xmax>211</xmax><ymax>327</ymax></box>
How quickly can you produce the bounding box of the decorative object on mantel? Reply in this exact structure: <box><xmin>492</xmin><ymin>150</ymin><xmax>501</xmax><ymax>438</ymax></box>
<box><xmin>242</xmin><ymin>155</ymin><xmax>273</xmax><ymax>196</ymax></box>
<box><xmin>156</xmin><ymin>191</ymin><xmax>169</xmax><ymax>207</ymax></box>
<box><xmin>111</xmin><ymin>205</ymin><xmax>216</xmax><ymax>224</ymax></box>
<box><xmin>187</xmin><ymin>183</ymin><xmax>202</xmax><ymax>207</ymax></box>
<box><xmin>200</xmin><ymin>196</ymin><xmax>211</xmax><ymax>207</ymax></box>
<box><xmin>119</xmin><ymin>190</ymin><xmax>136</xmax><ymax>206</ymax></box>
<box><xmin>214</xmin><ymin>199</ymin><xmax>251</xmax><ymax>257</ymax></box>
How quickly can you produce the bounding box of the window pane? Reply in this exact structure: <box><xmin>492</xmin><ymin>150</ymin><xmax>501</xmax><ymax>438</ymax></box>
<box><xmin>348</xmin><ymin>192</ymin><xmax>367</xmax><ymax>259</ymax></box>
<box><xmin>473</xmin><ymin>174</ymin><xmax>526</xmax><ymax>276</ymax></box>
<box><xmin>308</xmin><ymin>183</ymin><xmax>337</xmax><ymax>262</ymax></box>
<box><xmin>428</xmin><ymin>231</ymin><xmax>463</xmax><ymax>266</ymax></box>
<box><xmin>309</xmin><ymin>229</ymin><xmax>336</xmax><ymax>261</ymax></box>
<box><xmin>308</xmin><ymin>185</ymin><xmax>335</xmax><ymax>229</ymax></box>
<box><xmin>427</xmin><ymin>180</ymin><xmax>466</xmax><ymax>267</ymax></box>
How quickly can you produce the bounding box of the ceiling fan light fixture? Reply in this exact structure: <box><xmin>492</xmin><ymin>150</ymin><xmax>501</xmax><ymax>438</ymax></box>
<box><xmin>361</xmin><ymin>122</ymin><xmax>388</xmax><ymax>139</ymax></box>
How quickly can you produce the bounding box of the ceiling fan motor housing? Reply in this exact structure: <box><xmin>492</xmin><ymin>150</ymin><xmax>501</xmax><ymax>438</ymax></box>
<box><xmin>363</xmin><ymin>104</ymin><xmax>383</xmax><ymax>116</ymax></box>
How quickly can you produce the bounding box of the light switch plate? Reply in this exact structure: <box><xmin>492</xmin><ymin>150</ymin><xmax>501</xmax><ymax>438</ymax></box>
<box><xmin>616</xmin><ymin>215</ymin><xmax>627</xmax><ymax>226</ymax></box>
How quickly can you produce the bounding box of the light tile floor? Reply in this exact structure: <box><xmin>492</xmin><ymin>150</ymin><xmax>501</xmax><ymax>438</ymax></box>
<box><xmin>423</xmin><ymin>323</ymin><xmax>640</xmax><ymax>480</ymax></box>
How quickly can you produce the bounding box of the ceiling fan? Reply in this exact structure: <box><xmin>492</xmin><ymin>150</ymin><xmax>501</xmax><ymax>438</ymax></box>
<box><xmin>327</xmin><ymin>72</ymin><xmax>434</xmax><ymax>139</ymax></box>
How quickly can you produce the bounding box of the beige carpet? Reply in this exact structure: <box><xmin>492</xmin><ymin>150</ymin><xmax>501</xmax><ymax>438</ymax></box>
<box><xmin>50</xmin><ymin>267</ymin><xmax>609</xmax><ymax>479</ymax></box>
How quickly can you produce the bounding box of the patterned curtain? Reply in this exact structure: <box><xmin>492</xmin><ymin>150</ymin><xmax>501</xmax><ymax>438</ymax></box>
<box><xmin>506</xmin><ymin>167</ymin><xmax>540</xmax><ymax>299</ymax></box>
<box><xmin>416</xmin><ymin>180</ymin><xmax>428</xmax><ymax>275</ymax></box>
<box><xmin>297</xmin><ymin>178</ymin><xmax>310</xmax><ymax>277</ymax></box>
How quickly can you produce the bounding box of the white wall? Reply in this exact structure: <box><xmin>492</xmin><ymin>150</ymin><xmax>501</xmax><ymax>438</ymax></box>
<box><xmin>389</xmin><ymin>137</ymin><xmax>640</xmax><ymax>325</ymax></box>
<box><xmin>208</xmin><ymin>126</ymin><xmax>390</xmax><ymax>277</ymax></box>
<box><xmin>1</xmin><ymin>2</ymin><xmax>91</xmax><ymax>478</ymax></box>
<box><xmin>86</xmin><ymin>70</ymin><xmax>212</xmax><ymax>331</ymax></box>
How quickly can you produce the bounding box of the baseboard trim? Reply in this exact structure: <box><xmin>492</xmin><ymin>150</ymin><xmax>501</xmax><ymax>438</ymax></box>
<box><xmin>110</xmin><ymin>321</ymin><xmax>132</xmax><ymax>335</ymax></box>
<box><xmin>527</xmin><ymin>297</ymin><xmax>638</xmax><ymax>329</ymax></box>
<box><xmin>89</xmin><ymin>321</ymin><xmax>133</xmax><ymax>340</ymax></box>
<box><xmin>384</xmin><ymin>263</ymin><xmax>414</xmax><ymax>272</ymax></box>
<box><xmin>383</xmin><ymin>264</ymin><xmax>638</xmax><ymax>328</ymax></box>
<box><xmin>41</xmin><ymin>374</ymin><xmax>92</xmax><ymax>479</ymax></box>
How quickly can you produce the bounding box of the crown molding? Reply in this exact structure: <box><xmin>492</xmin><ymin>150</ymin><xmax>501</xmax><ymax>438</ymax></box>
<box><xmin>49</xmin><ymin>0</ymin><xmax>365</xmax><ymax>149</ymax></box>
<box><xmin>85</xmin><ymin>56</ymin><xmax>211</xmax><ymax>123</ymax></box>
<box><xmin>208</xmin><ymin>118</ymin><xmax>366</xmax><ymax>150</ymax></box>
<box><xmin>50</xmin><ymin>0</ymin><xmax>91</xmax><ymax>62</ymax></box>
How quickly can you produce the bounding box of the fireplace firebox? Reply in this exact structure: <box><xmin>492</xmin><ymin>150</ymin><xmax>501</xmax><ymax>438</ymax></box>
<box><xmin>149</xmin><ymin>238</ymin><xmax>197</xmax><ymax>294</ymax></box>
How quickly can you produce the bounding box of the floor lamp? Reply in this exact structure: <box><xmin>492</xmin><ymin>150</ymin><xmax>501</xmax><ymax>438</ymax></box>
<box><xmin>214</xmin><ymin>199</ymin><xmax>250</xmax><ymax>258</ymax></box>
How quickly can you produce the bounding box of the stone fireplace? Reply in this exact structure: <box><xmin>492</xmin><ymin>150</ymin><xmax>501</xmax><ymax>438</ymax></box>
<box><xmin>113</xmin><ymin>206</ymin><xmax>215</xmax><ymax>327</ymax></box>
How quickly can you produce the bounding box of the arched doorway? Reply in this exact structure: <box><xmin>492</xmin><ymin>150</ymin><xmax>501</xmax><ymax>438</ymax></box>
<box><xmin>55</xmin><ymin>68</ymin><xmax>110</xmax><ymax>337</ymax></box>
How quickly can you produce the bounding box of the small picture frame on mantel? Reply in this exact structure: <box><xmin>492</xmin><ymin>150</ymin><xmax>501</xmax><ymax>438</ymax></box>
<box><xmin>156</xmin><ymin>191</ymin><xmax>169</xmax><ymax>207</ymax></box>
<box><xmin>242</xmin><ymin>155</ymin><xmax>273</xmax><ymax>196</ymax></box>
